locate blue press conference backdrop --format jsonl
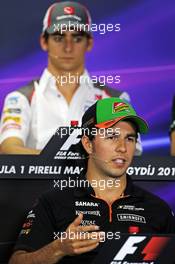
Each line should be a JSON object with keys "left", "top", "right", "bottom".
{"left": 0, "top": 0, "right": 175, "bottom": 155}
{"left": 0, "top": 0, "right": 175, "bottom": 240}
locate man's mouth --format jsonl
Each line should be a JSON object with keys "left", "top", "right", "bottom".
{"left": 112, "top": 158, "right": 127, "bottom": 165}
{"left": 60, "top": 57, "right": 74, "bottom": 60}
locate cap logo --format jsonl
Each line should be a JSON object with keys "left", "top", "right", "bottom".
{"left": 64, "top": 6, "right": 75, "bottom": 15}
{"left": 112, "top": 102, "right": 130, "bottom": 114}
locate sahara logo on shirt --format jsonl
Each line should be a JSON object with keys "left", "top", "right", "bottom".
{"left": 75, "top": 201, "right": 99, "bottom": 207}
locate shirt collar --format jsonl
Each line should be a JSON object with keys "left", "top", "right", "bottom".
{"left": 74, "top": 174, "right": 95, "bottom": 198}
{"left": 79, "top": 70, "right": 94, "bottom": 89}
{"left": 74, "top": 174, "right": 142, "bottom": 199}
{"left": 38, "top": 68, "right": 92, "bottom": 94}
{"left": 38, "top": 68, "right": 56, "bottom": 93}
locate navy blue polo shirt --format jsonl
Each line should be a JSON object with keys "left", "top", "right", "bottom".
{"left": 14, "top": 175, "right": 175, "bottom": 263}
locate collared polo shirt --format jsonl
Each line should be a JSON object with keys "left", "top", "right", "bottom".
{"left": 14, "top": 175, "right": 175, "bottom": 263}
{"left": 0, "top": 69, "right": 131, "bottom": 150}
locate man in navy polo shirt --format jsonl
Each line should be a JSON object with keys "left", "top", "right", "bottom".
{"left": 9, "top": 98, "right": 175, "bottom": 264}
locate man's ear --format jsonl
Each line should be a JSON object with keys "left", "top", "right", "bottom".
{"left": 81, "top": 135, "right": 93, "bottom": 154}
{"left": 40, "top": 34, "right": 48, "bottom": 51}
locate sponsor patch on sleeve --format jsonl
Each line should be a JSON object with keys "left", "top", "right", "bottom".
{"left": 2, "top": 116, "right": 21, "bottom": 124}
{"left": 3, "top": 108, "right": 21, "bottom": 114}
{"left": 6, "top": 96, "right": 20, "bottom": 106}
{"left": 1, "top": 123, "right": 22, "bottom": 133}
{"left": 19, "top": 210, "right": 36, "bottom": 236}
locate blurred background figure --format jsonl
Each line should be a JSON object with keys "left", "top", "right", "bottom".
{"left": 0, "top": 1, "right": 133, "bottom": 155}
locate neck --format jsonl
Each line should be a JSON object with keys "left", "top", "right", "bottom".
{"left": 86, "top": 167, "right": 127, "bottom": 204}
{"left": 47, "top": 64, "right": 85, "bottom": 104}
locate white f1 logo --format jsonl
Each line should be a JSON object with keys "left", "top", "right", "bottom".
{"left": 113, "top": 236, "right": 146, "bottom": 260}
{"left": 60, "top": 129, "right": 81, "bottom": 151}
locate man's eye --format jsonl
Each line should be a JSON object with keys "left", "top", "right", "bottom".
{"left": 53, "top": 35, "right": 63, "bottom": 42}
{"left": 127, "top": 136, "right": 136, "bottom": 142}
{"left": 73, "top": 36, "right": 84, "bottom": 42}
{"left": 106, "top": 135, "right": 118, "bottom": 140}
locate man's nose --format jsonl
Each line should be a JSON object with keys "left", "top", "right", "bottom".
{"left": 64, "top": 38, "right": 74, "bottom": 53}
{"left": 115, "top": 138, "right": 127, "bottom": 153}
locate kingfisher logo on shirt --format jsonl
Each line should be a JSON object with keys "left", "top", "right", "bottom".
{"left": 76, "top": 210, "right": 101, "bottom": 216}
{"left": 113, "top": 102, "right": 129, "bottom": 114}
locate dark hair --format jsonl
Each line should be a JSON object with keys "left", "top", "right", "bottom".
{"left": 81, "top": 126, "right": 95, "bottom": 141}
{"left": 42, "top": 31, "right": 49, "bottom": 42}
{"left": 124, "top": 119, "right": 139, "bottom": 140}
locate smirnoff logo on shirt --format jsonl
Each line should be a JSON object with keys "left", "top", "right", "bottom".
{"left": 117, "top": 214, "right": 146, "bottom": 224}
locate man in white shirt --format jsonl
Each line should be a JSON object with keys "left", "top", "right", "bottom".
{"left": 0, "top": 1, "right": 139, "bottom": 154}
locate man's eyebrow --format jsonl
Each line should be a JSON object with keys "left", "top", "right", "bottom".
{"left": 104, "top": 132, "right": 137, "bottom": 138}
{"left": 51, "top": 32, "right": 64, "bottom": 36}
{"left": 53, "top": 32, "right": 66, "bottom": 36}
{"left": 71, "top": 32, "right": 85, "bottom": 36}
{"left": 104, "top": 131, "right": 120, "bottom": 136}
{"left": 125, "top": 133, "right": 137, "bottom": 138}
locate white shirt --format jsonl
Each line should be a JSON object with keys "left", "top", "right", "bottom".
{"left": 0, "top": 69, "right": 138, "bottom": 151}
